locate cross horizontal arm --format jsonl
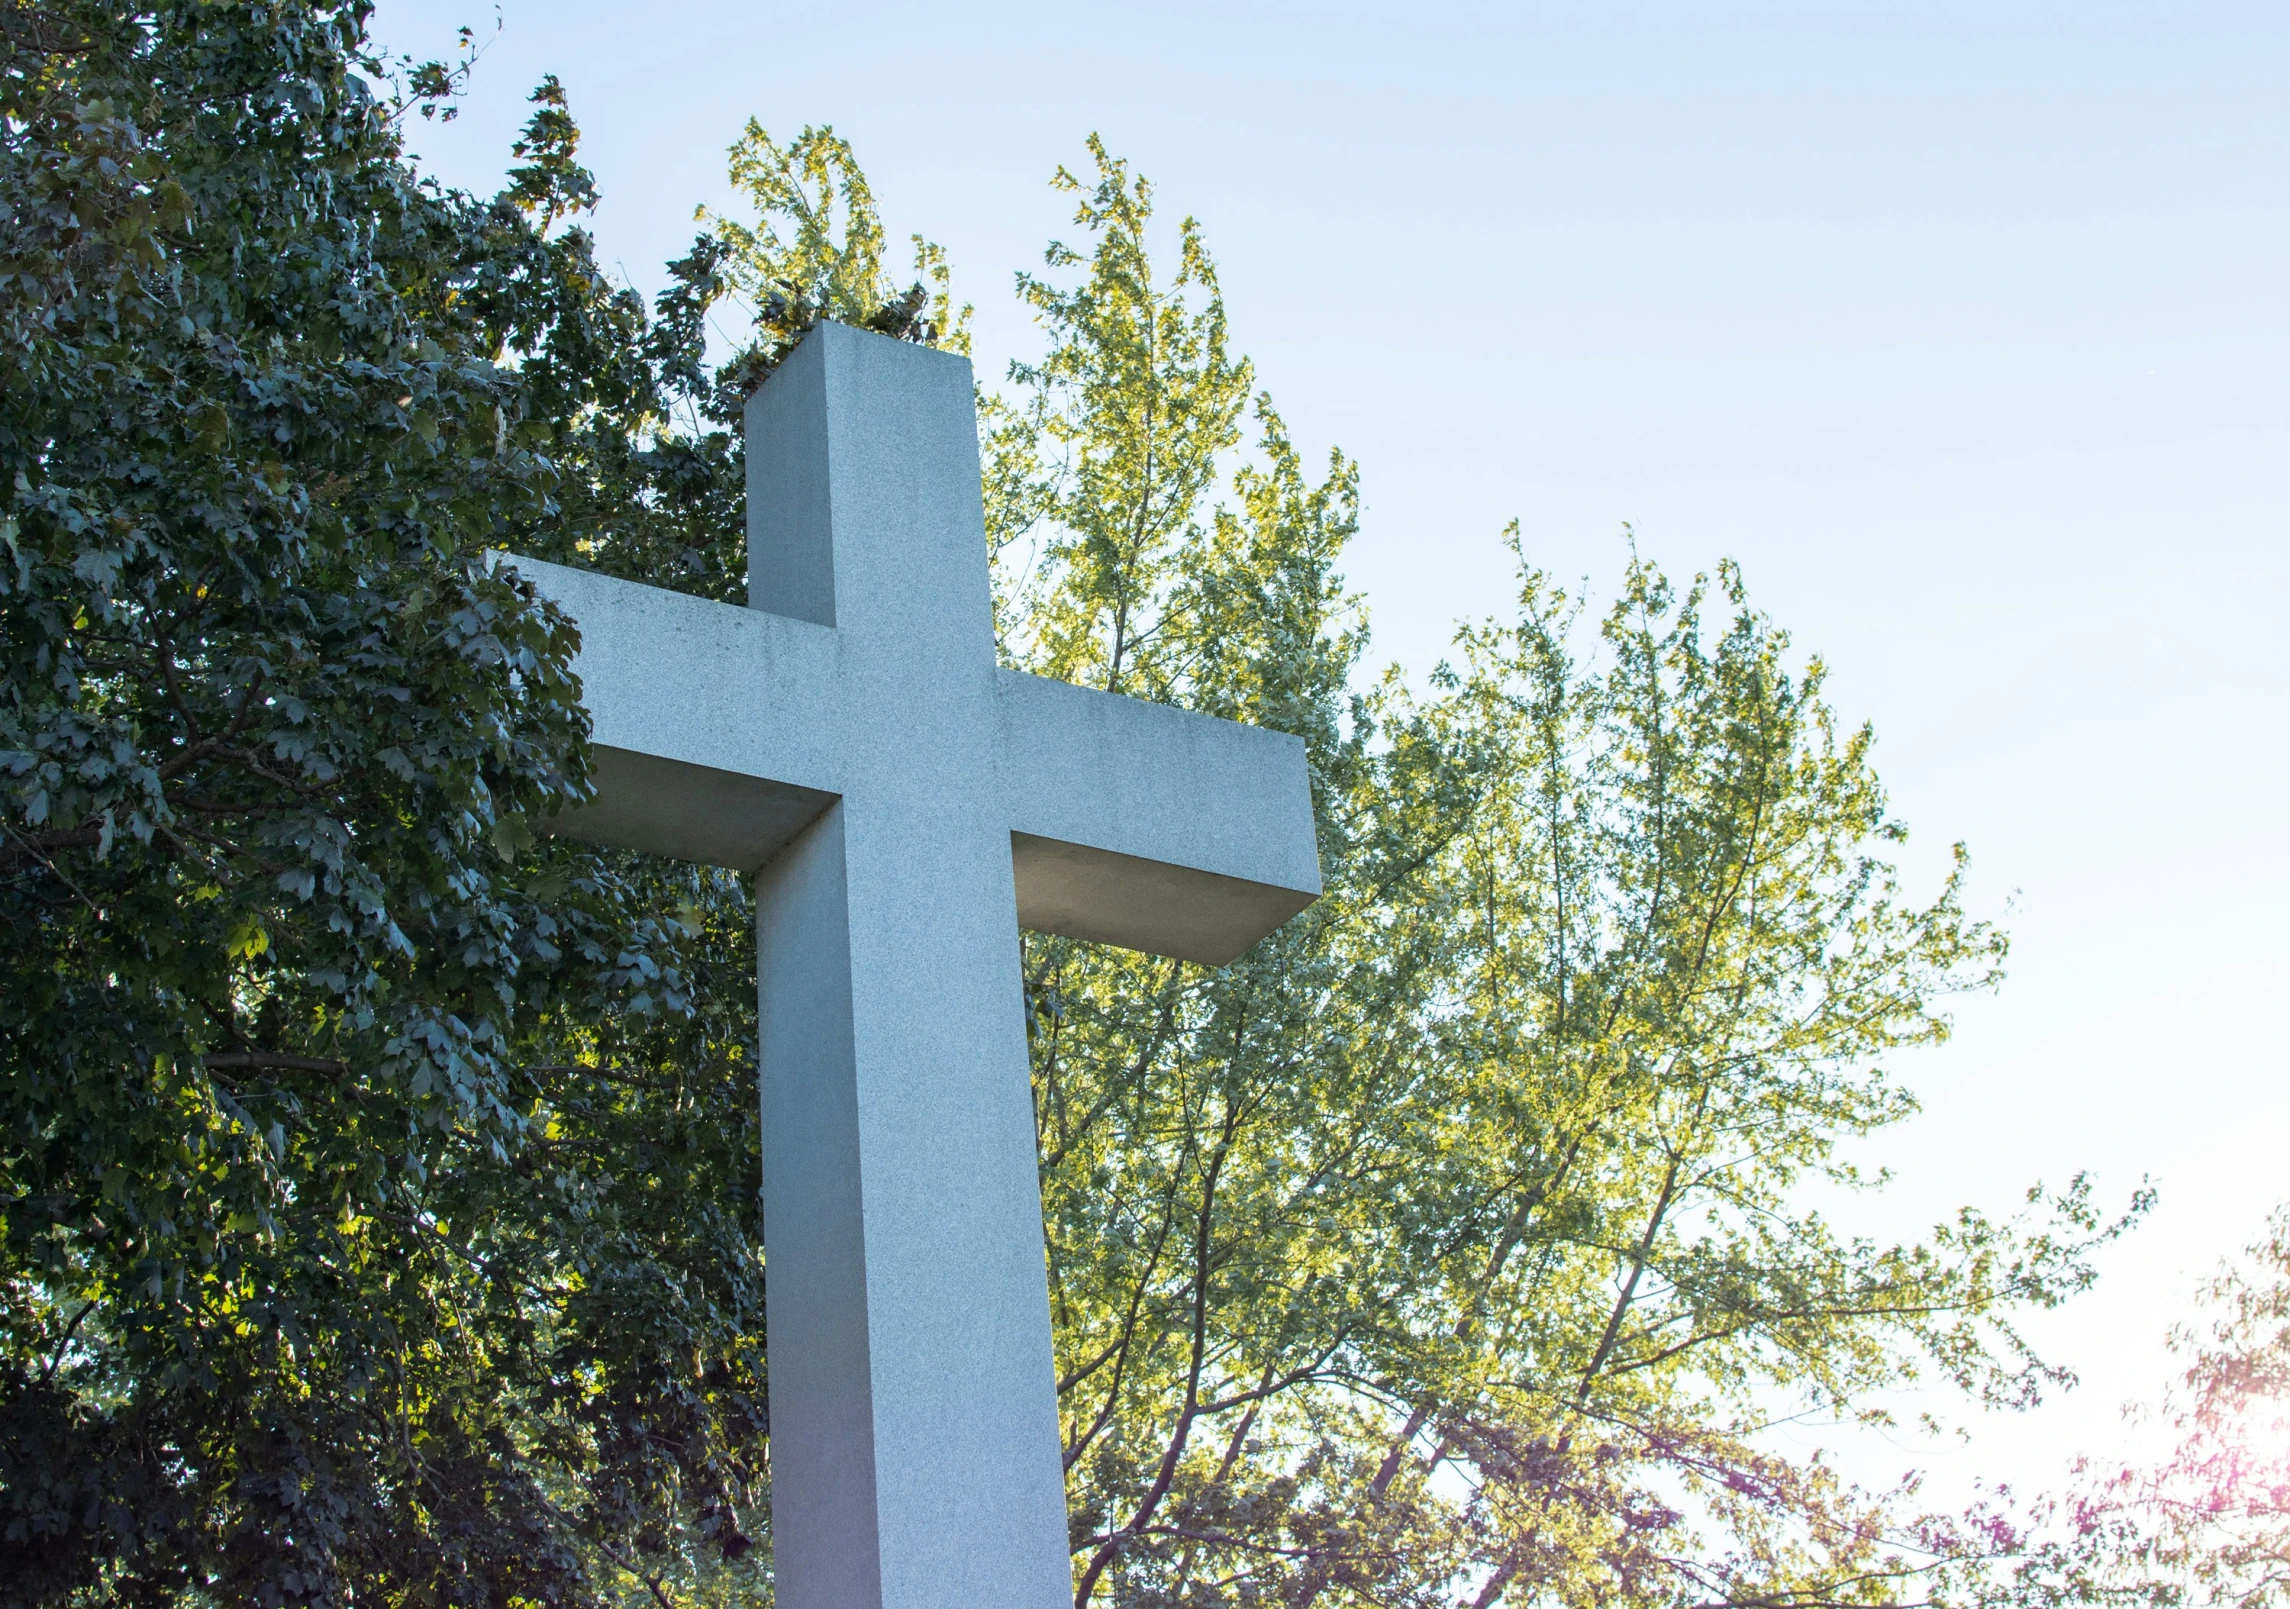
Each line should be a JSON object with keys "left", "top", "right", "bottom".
{"left": 506, "top": 553, "right": 1322, "bottom": 967}
{"left": 508, "top": 554, "right": 842, "bottom": 871}
{"left": 996, "top": 670, "right": 1320, "bottom": 966}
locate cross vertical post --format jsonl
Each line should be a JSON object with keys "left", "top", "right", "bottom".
{"left": 746, "top": 327, "right": 1069, "bottom": 1608}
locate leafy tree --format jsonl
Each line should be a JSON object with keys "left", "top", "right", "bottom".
{"left": 2123, "top": 1212, "right": 2290, "bottom": 1605}
{"left": 0, "top": 5, "right": 776, "bottom": 1603}
{"left": 0, "top": 6, "right": 2141, "bottom": 1605}
{"left": 989, "top": 142, "right": 2142, "bottom": 1608}
{"left": 997, "top": 136, "right": 1254, "bottom": 695}
{"left": 704, "top": 120, "right": 966, "bottom": 383}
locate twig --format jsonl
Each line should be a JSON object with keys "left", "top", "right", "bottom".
{"left": 592, "top": 1534, "right": 679, "bottom": 1609}
{"left": 206, "top": 1052, "right": 349, "bottom": 1075}
{"left": 39, "top": 1299, "right": 96, "bottom": 1382}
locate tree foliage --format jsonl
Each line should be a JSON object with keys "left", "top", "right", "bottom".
{"left": 0, "top": 6, "right": 773, "bottom": 1603}
{"left": 989, "top": 143, "right": 2136, "bottom": 1609}
{"left": 0, "top": 6, "right": 2140, "bottom": 1606}
{"left": 2125, "top": 1213, "right": 2290, "bottom": 1605}
{"left": 1983, "top": 1210, "right": 2290, "bottom": 1609}
{"left": 704, "top": 120, "right": 966, "bottom": 378}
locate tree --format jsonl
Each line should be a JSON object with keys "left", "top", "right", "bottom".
{"left": 0, "top": 6, "right": 779, "bottom": 1602}
{"left": 2124, "top": 1212, "right": 2290, "bottom": 1605}
{"left": 989, "top": 143, "right": 2141, "bottom": 1608}
{"left": 0, "top": 7, "right": 2138, "bottom": 1604}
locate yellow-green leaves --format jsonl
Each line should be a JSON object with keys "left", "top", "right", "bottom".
{"left": 225, "top": 914, "right": 269, "bottom": 961}
{"left": 715, "top": 122, "right": 889, "bottom": 321}
{"left": 705, "top": 122, "right": 969, "bottom": 371}
{"left": 1003, "top": 135, "right": 1254, "bottom": 697}
{"left": 991, "top": 151, "right": 2095, "bottom": 1607}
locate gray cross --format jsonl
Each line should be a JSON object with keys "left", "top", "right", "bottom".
{"left": 508, "top": 322, "right": 1322, "bottom": 1609}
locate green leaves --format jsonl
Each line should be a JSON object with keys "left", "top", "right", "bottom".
{"left": 703, "top": 121, "right": 969, "bottom": 398}
{"left": 505, "top": 75, "right": 600, "bottom": 229}
{"left": 0, "top": 5, "right": 766, "bottom": 1603}
{"left": 0, "top": 19, "right": 2132, "bottom": 1603}
{"left": 1003, "top": 135, "right": 1256, "bottom": 697}
{"left": 993, "top": 146, "right": 2125, "bottom": 1608}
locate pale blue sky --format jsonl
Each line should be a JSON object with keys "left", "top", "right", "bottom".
{"left": 372, "top": 0, "right": 2290, "bottom": 1499}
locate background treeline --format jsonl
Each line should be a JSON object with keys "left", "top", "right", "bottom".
{"left": 1, "top": 4, "right": 2236, "bottom": 1607}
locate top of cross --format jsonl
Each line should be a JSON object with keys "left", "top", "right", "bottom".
{"left": 513, "top": 318, "right": 1321, "bottom": 965}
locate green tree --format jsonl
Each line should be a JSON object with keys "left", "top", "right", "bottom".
{"left": 705, "top": 120, "right": 966, "bottom": 375}
{"left": 990, "top": 142, "right": 2140, "bottom": 1608}
{"left": 998, "top": 135, "right": 1254, "bottom": 695}
{"left": 0, "top": 5, "right": 780, "bottom": 1603}
{"left": 0, "top": 8, "right": 2142, "bottom": 1603}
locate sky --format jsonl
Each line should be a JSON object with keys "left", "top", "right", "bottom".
{"left": 368, "top": 0, "right": 2290, "bottom": 1506}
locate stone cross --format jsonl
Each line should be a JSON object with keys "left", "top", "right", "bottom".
{"left": 506, "top": 322, "right": 1322, "bottom": 1609}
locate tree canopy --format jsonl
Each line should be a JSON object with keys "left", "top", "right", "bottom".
{"left": 0, "top": 4, "right": 2140, "bottom": 1606}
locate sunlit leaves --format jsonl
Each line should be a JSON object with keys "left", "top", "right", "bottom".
{"left": 0, "top": 12, "right": 2142, "bottom": 1602}
{"left": 1001, "top": 162, "right": 2129, "bottom": 1607}
{"left": 1000, "top": 135, "right": 1256, "bottom": 697}
{"left": 704, "top": 121, "right": 969, "bottom": 390}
